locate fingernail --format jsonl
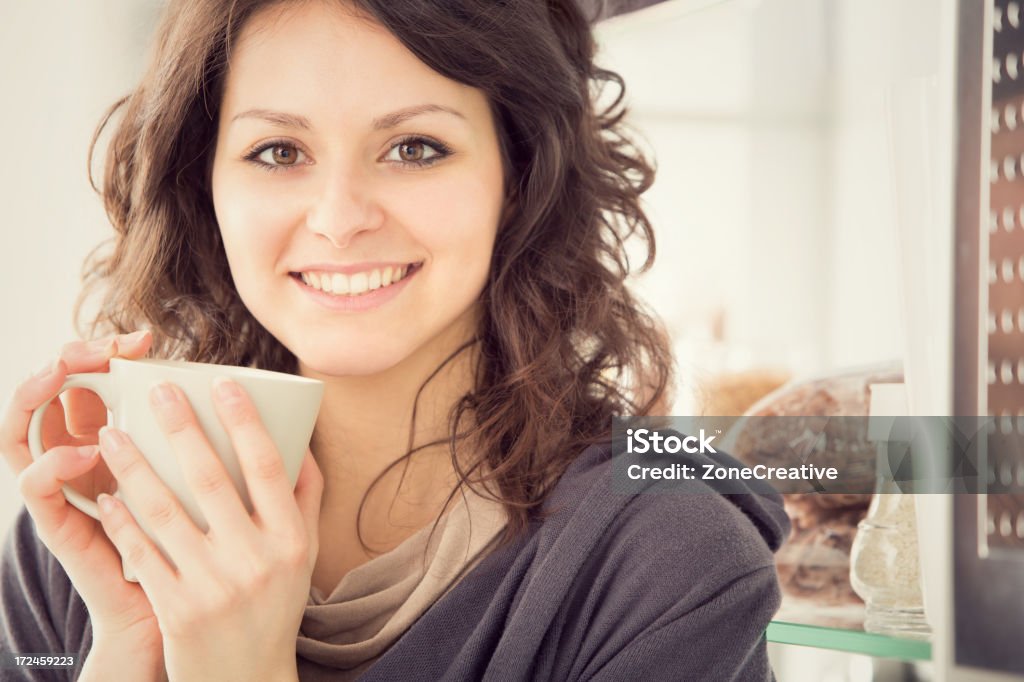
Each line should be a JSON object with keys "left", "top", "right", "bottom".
{"left": 99, "top": 426, "right": 127, "bottom": 452}
{"left": 151, "top": 382, "right": 179, "bottom": 406}
{"left": 86, "top": 338, "right": 117, "bottom": 356}
{"left": 34, "top": 359, "right": 59, "bottom": 380}
{"left": 97, "top": 493, "right": 118, "bottom": 514}
{"left": 213, "top": 376, "right": 242, "bottom": 403}
{"left": 119, "top": 330, "right": 149, "bottom": 344}
{"left": 77, "top": 445, "right": 98, "bottom": 459}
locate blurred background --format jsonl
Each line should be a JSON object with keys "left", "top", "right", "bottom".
{"left": 0, "top": 0, "right": 957, "bottom": 680}
{"left": 596, "top": 0, "right": 932, "bottom": 408}
{"left": 0, "top": 0, "right": 165, "bottom": 532}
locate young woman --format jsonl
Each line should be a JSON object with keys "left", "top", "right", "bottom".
{"left": 0, "top": 1, "right": 789, "bottom": 680}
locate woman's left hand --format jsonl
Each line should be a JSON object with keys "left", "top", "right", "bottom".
{"left": 94, "top": 377, "right": 323, "bottom": 682}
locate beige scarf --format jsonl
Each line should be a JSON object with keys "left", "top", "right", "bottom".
{"left": 295, "top": 489, "right": 508, "bottom": 680}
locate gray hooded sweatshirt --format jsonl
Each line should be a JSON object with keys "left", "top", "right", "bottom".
{"left": 1, "top": 440, "right": 789, "bottom": 681}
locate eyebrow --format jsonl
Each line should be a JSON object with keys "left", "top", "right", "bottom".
{"left": 230, "top": 104, "right": 466, "bottom": 131}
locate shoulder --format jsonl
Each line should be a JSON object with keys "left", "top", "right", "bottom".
{"left": 541, "top": 439, "right": 789, "bottom": 573}
{"left": 508, "top": 440, "right": 788, "bottom": 679}
{"left": 531, "top": 438, "right": 790, "bottom": 621}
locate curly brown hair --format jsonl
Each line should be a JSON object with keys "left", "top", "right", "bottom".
{"left": 80, "top": 0, "right": 675, "bottom": 543}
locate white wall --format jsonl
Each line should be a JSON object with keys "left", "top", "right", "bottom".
{"left": 826, "top": 0, "right": 941, "bottom": 369}
{"left": 594, "top": 0, "right": 841, "bottom": 409}
{"left": 595, "top": 0, "right": 943, "bottom": 411}
{"left": 0, "top": 1, "right": 160, "bottom": 533}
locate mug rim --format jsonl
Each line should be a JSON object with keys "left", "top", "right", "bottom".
{"left": 109, "top": 357, "right": 323, "bottom": 386}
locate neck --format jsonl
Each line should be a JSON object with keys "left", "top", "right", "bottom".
{"left": 298, "top": 323, "right": 479, "bottom": 551}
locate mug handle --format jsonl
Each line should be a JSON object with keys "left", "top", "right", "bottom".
{"left": 27, "top": 372, "right": 117, "bottom": 520}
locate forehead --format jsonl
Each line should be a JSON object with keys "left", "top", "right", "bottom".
{"left": 221, "top": 1, "right": 483, "bottom": 121}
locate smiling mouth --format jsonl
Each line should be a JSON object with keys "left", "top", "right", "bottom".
{"left": 289, "top": 262, "right": 422, "bottom": 297}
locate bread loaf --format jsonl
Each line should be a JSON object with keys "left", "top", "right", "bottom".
{"left": 727, "top": 364, "right": 902, "bottom": 606}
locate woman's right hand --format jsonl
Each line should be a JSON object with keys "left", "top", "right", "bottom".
{"left": 0, "top": 331, "right": 166, "bottom": 676}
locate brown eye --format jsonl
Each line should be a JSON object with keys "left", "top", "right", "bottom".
{"left": 271, "top": 144, "right": 298, "bottom": 165}
{"left": 397, "top": 142, "right": 425, "bottom": 162}
{"left": 250, "top": 142, "right": 306, "bottom": 169}
{"left": 384, "top": 138, "right": 446, "bottom": 165}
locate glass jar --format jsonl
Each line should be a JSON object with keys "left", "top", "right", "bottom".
{"left": 849, "top": 477, "right": 931, "bottom": 640}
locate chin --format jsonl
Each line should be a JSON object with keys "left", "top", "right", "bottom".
{"left": 289, "top": 337, "right": 409, "bottom": 379}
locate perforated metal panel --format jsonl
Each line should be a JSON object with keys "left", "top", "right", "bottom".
{"left": 985, "top": 0, "right": 1024, "bottom": 556}
{"left": 953, "top": 0, "right": 1024, "bottom": 674}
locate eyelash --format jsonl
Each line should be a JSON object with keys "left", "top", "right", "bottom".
{"left": 242, "top": 136, "right": 454, "bottom": 172}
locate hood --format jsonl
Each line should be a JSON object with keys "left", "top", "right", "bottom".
{"left": 553, "top": 436, "right": 792, "bottom": 554}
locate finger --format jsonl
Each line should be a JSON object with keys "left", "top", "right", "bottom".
{"left": 97, "top": 492, "right": 177, "bottom": 593}
{"left": 98, "top": 426, "right": 207, "bottom": 571}
{"left": 292, "top": 450, "right": 323, "bottom": 562}
{"left": 147, "top": 383, "right": 251, "bottom": 533}
{"left": 18, "top": 446, "right": 144, "bottom": 601}
{"left": 1, "top": 337, "right": 115, "bottom": 469}
{"left": 58, "top": 329, "right": 152, "bottom": 375}
{"left": 210, "top": 377, "right": 300, "bottom": 530}
{"left": 1, "top": 331, "right": 150, "bottom": 476}
{"left": 39, "top": 392, "right": 92, "bottom": 453}
{"left": 64, "top": 388, "right": 108, "bottom": 437}
{"left": 0, "top": 358, "right": 69, "bottom": 474}
{"left": 64, "top": 331, "right": 152, "bottom": 438}
{"left": 29, "top": 397, "right": 108, "bottom": 500}
{"left": 40, "top": 393, "right": 75, "bottom": 447}
{"left": 111, "top": 329, "right": 153, "bottom": 359}
{"left": 59, "top": 337, "right": 118, "bottom": 372}
{"left": 17, "top": 444, "right": 104, "bottom": 552}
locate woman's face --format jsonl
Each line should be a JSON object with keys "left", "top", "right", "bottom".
{"left": 211, "top": 1, "right": 504, "bottom": 377}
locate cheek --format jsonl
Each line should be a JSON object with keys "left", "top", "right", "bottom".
{"left": 393, "top": 169, "right": 503, "bottom": 285}
{"left": 213, "top": 175, "right": 300, "bottom": 280}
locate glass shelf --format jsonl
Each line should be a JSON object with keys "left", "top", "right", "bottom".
{"left": 770, "top": 602, "right": 937, "bottom": 659}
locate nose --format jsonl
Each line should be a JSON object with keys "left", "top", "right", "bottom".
{"left": 305, "top": 169, "right": 385, "bottom": 249}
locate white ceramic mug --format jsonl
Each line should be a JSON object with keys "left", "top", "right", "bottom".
{"left": 27, "top": 358, "right": 324, "bottom": 578}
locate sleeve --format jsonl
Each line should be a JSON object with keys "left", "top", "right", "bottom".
{"left": 0, "top": 507, "right": 93, "bottom": 682}
{"left": 585, "top": 566, "right": 780, "bottom": 682}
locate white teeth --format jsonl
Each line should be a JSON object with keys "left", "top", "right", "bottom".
{"left": 349, "top": 272, "right": 369, "bottom": 295}
{"left": 331, "top": 273, "right": 349, "bottom": 295}
{"left": 298, "top": 264, "right": 415, "bottom": 297}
